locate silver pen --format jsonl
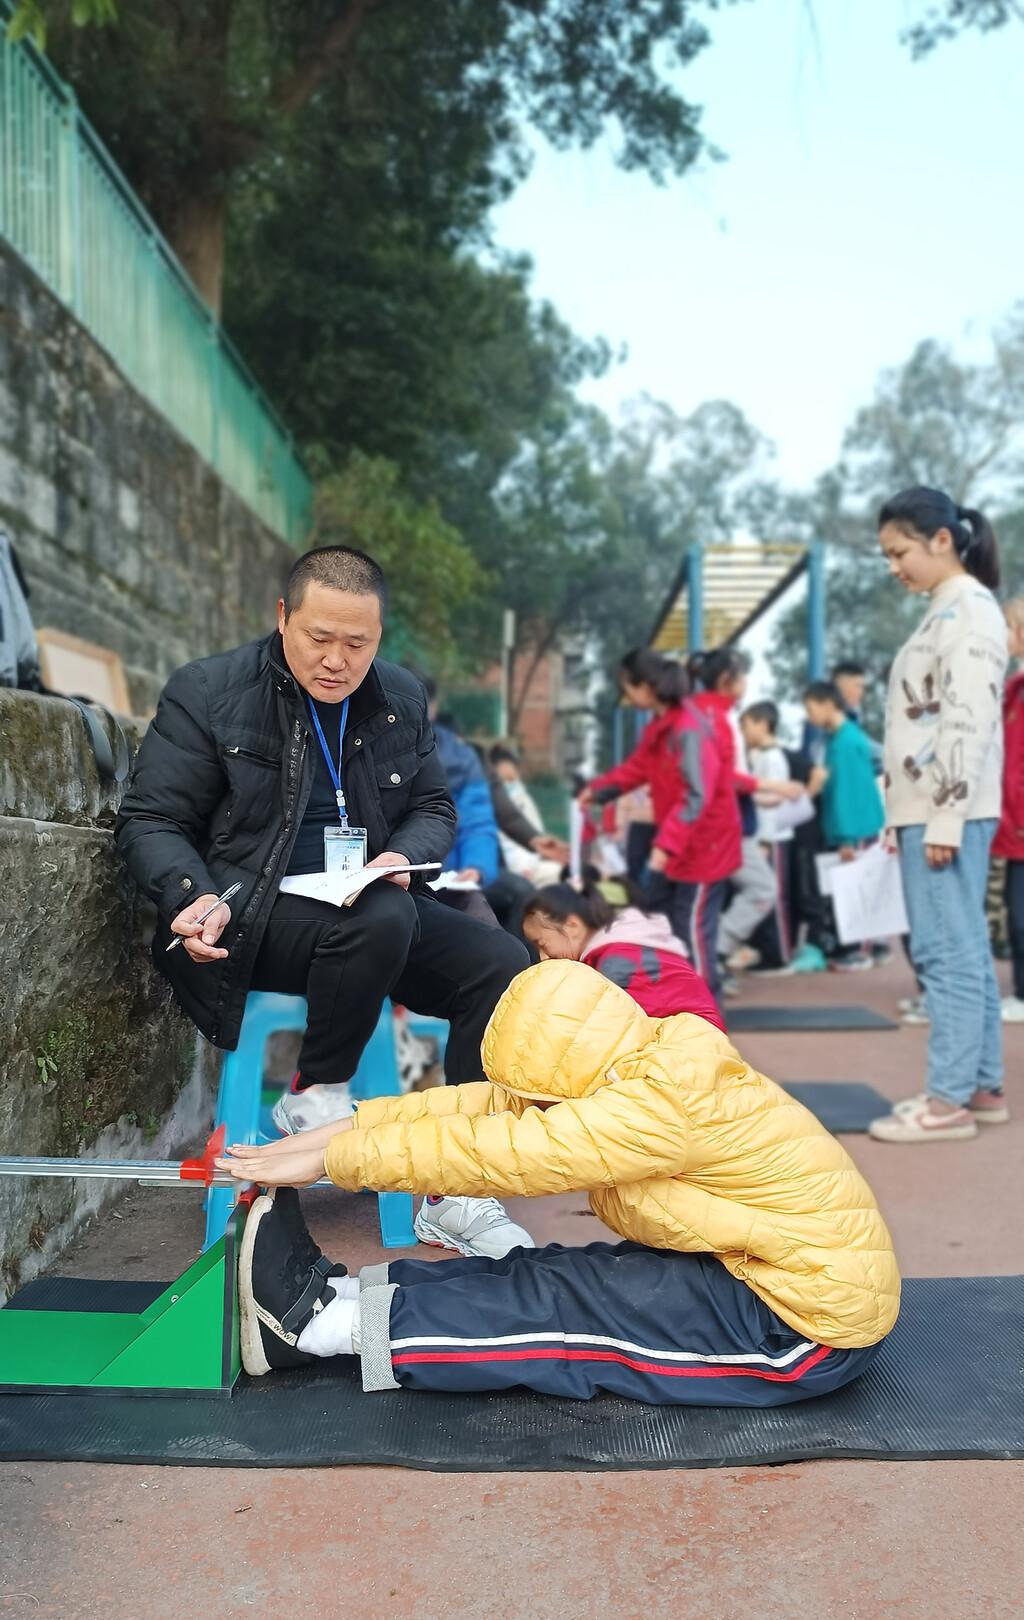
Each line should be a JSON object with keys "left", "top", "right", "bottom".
{"left": 165, "top": 882, "right": 243, "bottom": 952}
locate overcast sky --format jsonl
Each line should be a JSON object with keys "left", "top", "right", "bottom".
{"left": 492, "top": 0, "right": 1024, "bottom": 490}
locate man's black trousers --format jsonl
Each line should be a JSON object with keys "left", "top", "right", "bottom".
{"left": 250, "top": 883, "right": 530, "bottom": 1089}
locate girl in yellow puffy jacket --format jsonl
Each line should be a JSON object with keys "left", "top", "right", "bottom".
{"left": 219, "top": 959, "right": 900, "bottom": 1405}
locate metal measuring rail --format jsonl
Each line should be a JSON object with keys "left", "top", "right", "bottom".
{"left": 0, "top": 1126, "right": 333, "bottom": 1190}
{"left": 0, "top": 1155, "right": 334, "bottom": 1188}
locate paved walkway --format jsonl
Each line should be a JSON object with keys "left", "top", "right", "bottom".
{"left": 2, "top": 955, "right": 1021, "bottom": 1619}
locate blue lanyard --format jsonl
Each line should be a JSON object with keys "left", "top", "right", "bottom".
{"left": 306, "top": 696, "right": 350, "bottom": 824}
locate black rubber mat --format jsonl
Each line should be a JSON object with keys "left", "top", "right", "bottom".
{"left": 729, "top": 1005, "right": 898, "bottom": 1032}
{"left": 0, "top": 1276, "right": 1020, "bottom": 1469}
{"left": 5, "top": 1277, "right": 167, "bottom": 1313}
{"left": 783, "top": 1082, "right": 891, "bottom": 1133}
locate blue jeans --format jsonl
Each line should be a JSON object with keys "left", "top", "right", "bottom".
{"left": 898, "top": 821, "right": 1003, "bottom": 1105}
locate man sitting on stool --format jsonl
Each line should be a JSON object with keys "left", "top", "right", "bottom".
{"left": 115, "top": 545, "right": 531, "bottom": 1259}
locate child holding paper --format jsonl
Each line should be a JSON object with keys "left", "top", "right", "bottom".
{"left": 802, "top": 680, "right": 885, "bottom": 971}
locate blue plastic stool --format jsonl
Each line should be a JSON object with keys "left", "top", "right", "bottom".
{"left": 203, "top": 991, "right": 416, "bottom": 1251}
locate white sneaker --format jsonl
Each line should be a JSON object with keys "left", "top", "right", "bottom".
{"left": 272, "top": 1081, "right": 354, "bottom": 1136}
{"left": 413, "top": 1196, "right": 535, "bottom": 1258}
{"left": 726, "top": 945, "right": 761, "bottom": 973}
{"left": 868, "top": 1096, "right": 977, "bottom": 1143}
{"left": 1001, "top": 995, "right": 1024, "bottom": 1024}
{"left": 901, "top": 996, "right": 930, "bottom": 1025}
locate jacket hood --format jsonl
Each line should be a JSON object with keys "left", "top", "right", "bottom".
{"left": 482, "top": 959, "right": 654, "bottom": 1102}
{"left": 584, "top": 907, "right": 689, "bottom": 961}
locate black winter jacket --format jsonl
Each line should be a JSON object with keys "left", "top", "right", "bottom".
{"left": 115, "top": 633, "right": 456, "bottom": 1048}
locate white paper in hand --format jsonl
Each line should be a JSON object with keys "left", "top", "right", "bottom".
{"left": 279, "top": 862, "right": 441, "bottom": 908}
{"left": 830, "top": 843, "right": 909, "bottom": 946}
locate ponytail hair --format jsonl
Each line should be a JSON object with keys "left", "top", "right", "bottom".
{"left": 618, "top": 647, "right": 689, "bottom": 705}
{"left": 878, "top": 486, "right": 1000, "bottom": 591}
{"left": 688, "top": 646, "right": 749, "bottom": 693}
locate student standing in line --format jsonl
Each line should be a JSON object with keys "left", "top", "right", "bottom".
{"left": 739, "top": 700, "right": 798, "bottom": 970}
{"left": 993, "top": 598, "right": 1024, "bottom": 1023}
{"left": 579, "top": 649, "right": 738, "bottom": 1005}
{"left": 868, "top": 487, "right": 1009, "bottom": 1144}
{"left": 689, "top": 650, "right": 801, "bottom": 984}
{"left": 802, "top": 680, "right": 886, "bottom": 971}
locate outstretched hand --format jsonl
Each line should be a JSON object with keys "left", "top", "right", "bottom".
{"left": 215, "top": 1142, "right": 327, "bottom": 1187}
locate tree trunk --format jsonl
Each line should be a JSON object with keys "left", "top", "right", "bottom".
{"left": 163, "top": 189, "right": 229, "bottom": 317}
{"left": 508, "top": 622, "right": 561, "bottom": 735}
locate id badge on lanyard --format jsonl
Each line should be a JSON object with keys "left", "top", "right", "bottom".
{"left": 324, "top": 823, "right": 368, "bottom": 874}
{"left": 308, "top": 696, "right": 368, "bottom": 875}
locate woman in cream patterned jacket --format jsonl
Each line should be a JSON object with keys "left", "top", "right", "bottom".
{"left": 870, "top": 486, "right": 1008, "bottom": 1145}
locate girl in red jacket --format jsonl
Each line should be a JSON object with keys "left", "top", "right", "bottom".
{"left": 522, "top": 876, "right": 725, "bottom": 1030}
{"left": 581, "top": 649, "right": 741, "bottom": 1004}
{"left": 995, "top": 598, "right": 1024, "bottom": 1022}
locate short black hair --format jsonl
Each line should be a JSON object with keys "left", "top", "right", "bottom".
{"left": 804, "top": 679, "right": 843, "bottom": 707}
{"left": 742, "top": 700, "right": 779, "bottom": 732}
{"left": 489, "top": 741, "right": 520, "bottom": 767}
{"left": 831, "top": 661, "right": 866, "bottom": 680}
{"left": 283, "top": 545, "right": 388, "bottom": 618}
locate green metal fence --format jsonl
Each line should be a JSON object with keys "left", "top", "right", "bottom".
{"left": 0, "top": 16, "right": 312, "bottom": 544}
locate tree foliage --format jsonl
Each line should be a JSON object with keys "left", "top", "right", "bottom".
{"left": 901, "top": 0, "right": 1024, "bottom": 57}
{"left": 768, "top": 308, "right": 1024, "bottom": 725}
{"left": 313, "top": 452, "right": 486, "bottom": 669}
{"left": 24, "top": 0, "right": 742, "bottom": 309}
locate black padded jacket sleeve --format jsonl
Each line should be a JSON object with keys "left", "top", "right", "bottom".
{"left": 114, "top": 665, "right": 222, "bottom": 922}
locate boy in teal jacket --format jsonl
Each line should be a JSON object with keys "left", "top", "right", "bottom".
{"left": 804, "top": 681, "right": 885, "bottom": 854}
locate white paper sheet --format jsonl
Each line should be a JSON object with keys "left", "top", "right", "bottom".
{"left": 569, "top": 798, "right": 585, "bottom": 881}
{"left": 814, "top": 852, "right": 841, "bottom": 897}
{"left": 428, "top": 870, "right": 481, "bottom": 892}
{"left": 829, "top": 843, "right": 909, "bottom": 945}
{"left": 278, "top": 862, "right": 441, "bottom": 909}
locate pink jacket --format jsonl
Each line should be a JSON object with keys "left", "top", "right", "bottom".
{"left": 582, "top": 908, "right": 725, "bottom": 1030}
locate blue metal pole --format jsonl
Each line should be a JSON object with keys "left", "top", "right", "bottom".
{"left": 613, "top": 705, "right": 625, "bottom": 765}
{"left": 686, "top": 545, "right": 705, "bottom": 653}
{"left": 807, "top": 538, "right": 826, "bottom": 679}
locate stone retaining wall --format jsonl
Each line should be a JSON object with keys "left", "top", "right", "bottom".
{"left": 0, "top": 688, "right": 218, "bottom": 1302}
{"left": 0, "top": 240, "right": 300, "bottom": 714}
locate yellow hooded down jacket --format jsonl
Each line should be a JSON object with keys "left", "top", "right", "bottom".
{"left": 325, "top": 960, "right": 901, "bottom": 1349}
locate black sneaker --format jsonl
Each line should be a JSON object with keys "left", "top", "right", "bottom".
{"left": 238, "top": 1187, "right": 348, "bottom": 1376}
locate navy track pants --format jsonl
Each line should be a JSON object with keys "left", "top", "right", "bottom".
{"left": 359, "top": 1242, "right": 883, "bottom": 1406}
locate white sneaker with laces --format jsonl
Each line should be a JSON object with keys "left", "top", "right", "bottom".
{"left": 414, "top": 1196, "right": 535, "bottom": 1258}
{"left": 1001, "top": 995, "right": 1024, "bottom": 1024}
{"left": 272, "top": 1081, "right": 354, "bottom": 1136}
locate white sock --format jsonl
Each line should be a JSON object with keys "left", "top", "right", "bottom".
{"left": 297, "top": 1294, "right": 361, "bottom": 1358}
{"left": 330, "top": 1275, "right": 360, "bottom": 1302}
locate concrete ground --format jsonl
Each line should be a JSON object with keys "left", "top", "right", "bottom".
{"left": 1, "top": 954, "right": 1022, "bottom": 1619}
